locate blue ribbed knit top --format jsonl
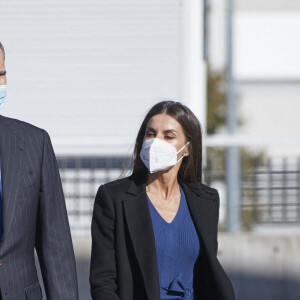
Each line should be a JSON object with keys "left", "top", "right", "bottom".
{"left": 147, "top": 186, "right": 201, "bottom": 300}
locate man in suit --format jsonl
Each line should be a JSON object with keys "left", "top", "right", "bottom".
{"left": 0, "top": 42, "right": 79, "bottom": 299}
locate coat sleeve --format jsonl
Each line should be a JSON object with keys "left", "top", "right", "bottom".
{"left": 90, "top": 184, "right": 120, "bottom": 300}
{"left": 212, "top": 191, "right": 236, "bottom": 300}
{"left": 214, "top": 191, "right": 220, "bottom": 256}
{"left": 35, "top": 130, "right": 79, "bottom": 300}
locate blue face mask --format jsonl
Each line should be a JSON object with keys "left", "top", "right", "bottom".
{"left": 0, "top": 85, "right": 7, "bottom": 107}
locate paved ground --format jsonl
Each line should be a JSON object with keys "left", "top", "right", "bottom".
{"left": 37, "top": 234, "right": 300, "bottom": 300}
{"left": 36, "top": 236, "right": 92, "bottom": 300}
{"left": 74, "top": 237, "right": 92, "bottom": 300}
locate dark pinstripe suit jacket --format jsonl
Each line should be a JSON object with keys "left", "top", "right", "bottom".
{"left": 0, "top": 115, "right": 79, "bottom": 300}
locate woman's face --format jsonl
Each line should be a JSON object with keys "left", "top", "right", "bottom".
{"left": 144, "top": 113, "right": 190, "bottom": 159}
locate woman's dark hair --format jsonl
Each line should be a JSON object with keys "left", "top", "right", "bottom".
{"left": 132, "top": 101, "right": 202, "bottom": 182}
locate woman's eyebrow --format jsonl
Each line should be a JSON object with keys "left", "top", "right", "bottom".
{"left": 164, "top": 129, "right": 177, "bottom": 134}
{"left": 146, "top": 127, "right": 156, "bottom": 132}
{"left": 146, "top": 127, "right": 177, "bottom": 134}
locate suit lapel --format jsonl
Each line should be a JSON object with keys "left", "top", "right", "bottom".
{"left": 0, "top": 116, "right": 24, "bottom": 241}
{"left": 180, "top": 181, "right": 216, "bottom": 253}
{"left": 123, "top": 176, "right": 160, "bottom": 300}
{"left": 122, "top": 176, "right": 217, "bottom": 299}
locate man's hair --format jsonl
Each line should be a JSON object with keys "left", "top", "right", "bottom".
{"left": 0, "top": 42, "right": 5, "bottom": 60}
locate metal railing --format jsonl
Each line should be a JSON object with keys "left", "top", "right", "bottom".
{"left": 57, "top": 156, "right": 130, "bottom": 235}
{"left": 58, "top": 156, "right": 300, "bottom": 235}
{"left": 241, "top": 158, "right": 300, "bottom": 224}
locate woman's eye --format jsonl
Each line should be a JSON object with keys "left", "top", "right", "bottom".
{"left": 165, "top": 136, "right": 173, "bottom": 140}
{"left": 146, "top": 132, "right": 154, "bottom": 137}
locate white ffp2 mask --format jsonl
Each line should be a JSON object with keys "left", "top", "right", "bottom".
{"left": 140, "top": 138, "right": 190, "bottom": 173}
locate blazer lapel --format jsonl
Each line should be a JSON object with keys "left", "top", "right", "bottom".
{"left": 123, "top": 176, "right": 160, "bottom": 300}
{"left": 0, "top": 116, "right": 24, "bottom": 242}
{"left": 180, "top": 181, "right": 216, "bottom": 253}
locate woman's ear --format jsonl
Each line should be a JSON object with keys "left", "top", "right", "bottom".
{"left": 183, "top": 143, "right": 190, "bottom": 157}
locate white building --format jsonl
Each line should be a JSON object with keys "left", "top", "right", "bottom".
{"left": 209, "top": 0, "right": 300, "bottom": 158}
{"left": 0, "top": 0, "right": 206, "bottom": 156}
{"left": 0, "top": 0, "right": 208, "bottom": 235}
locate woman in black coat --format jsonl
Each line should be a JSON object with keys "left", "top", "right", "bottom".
{"left": 90, "top": 101, "right": 235, "bottom": 300}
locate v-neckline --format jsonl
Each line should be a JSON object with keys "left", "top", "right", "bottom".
{"left": 147, "top": 187, "right": 183, "bottom": 225}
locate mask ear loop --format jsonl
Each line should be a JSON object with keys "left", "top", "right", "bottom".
{"left": 176, "top": 141, "right": 190, "bottom": 163}
{"left": 176, "top": 141, "right": 190, "bottom": 154}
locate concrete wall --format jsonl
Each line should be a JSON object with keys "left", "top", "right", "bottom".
{"left": 68, "top": 234, "right": 300, "bottom": 300}
{"left": 218, "top": 234, "right": 300, "bottom": 300}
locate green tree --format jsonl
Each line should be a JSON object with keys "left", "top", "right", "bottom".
{"left": 205, "top": 65, "right": 265, "bottom": 231}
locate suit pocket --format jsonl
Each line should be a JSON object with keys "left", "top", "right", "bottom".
{"left": 25, "top": 282, "right": 42, "bottom": 300}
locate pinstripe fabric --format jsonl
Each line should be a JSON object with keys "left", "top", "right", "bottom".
{"left": 0, "top": 115, "right": 79, "bottom": 300}
{"left": 0, "top": 159, "right": 3, "bottom": 240}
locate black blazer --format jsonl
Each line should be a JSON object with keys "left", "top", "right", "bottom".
{"left": 90, "top": 173, "right": 235, "bottom": 300}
